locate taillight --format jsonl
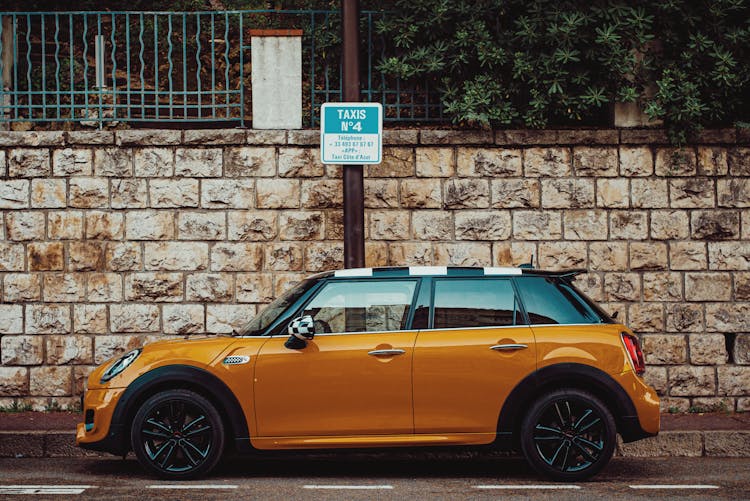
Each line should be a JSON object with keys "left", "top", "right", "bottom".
{"left": 622, "top": 332, "right": 645, "bottom": 376}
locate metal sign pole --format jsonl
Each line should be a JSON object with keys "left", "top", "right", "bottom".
{"left": 341, "top": 0, "right": 364, "bottom": 269}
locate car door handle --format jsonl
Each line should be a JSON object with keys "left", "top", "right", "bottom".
{"left": 490, "top": 344, "right": 528, "bottom": 351}
{"left": 368, "top": 349, "right": 406, "bottom": 357}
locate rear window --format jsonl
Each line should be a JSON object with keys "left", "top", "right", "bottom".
{"left": 515, "top": 276, "right": 609, "bottom": 325}
{"left": 432, "top": 278, "right": 519, "bottom": 329}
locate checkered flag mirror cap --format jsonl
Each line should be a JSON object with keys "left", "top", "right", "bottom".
{"left": 288, "top": 315, "right": 316, "bottom": 340}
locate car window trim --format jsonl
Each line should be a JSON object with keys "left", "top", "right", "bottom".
{"left": 429, "top": 276, "right": 523, "bottom": 330}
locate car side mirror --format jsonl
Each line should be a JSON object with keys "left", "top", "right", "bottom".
{"left": 284, "top": 315, "right": 316, "bottom": 349}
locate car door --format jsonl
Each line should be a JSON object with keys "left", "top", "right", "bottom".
{"left": 253, "top": 278, "right": 420, "bottom": 438}
{"left": 412, "top": 277, "right": 537, "bottom": 434}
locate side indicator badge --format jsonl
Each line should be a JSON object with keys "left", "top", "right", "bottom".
{"left": 222, "top": 355, "right": 250, "bottom": 365}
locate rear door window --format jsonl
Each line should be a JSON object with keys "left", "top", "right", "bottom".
{"left": 515, "top": 276, "right": 602, "bottom": 325}
{"left": 432, "top": 279, "right": 520, "bottom": 329}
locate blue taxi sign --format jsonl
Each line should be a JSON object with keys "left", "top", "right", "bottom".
{"left": 320, "top": 102, "right": 383, "bottom": 164}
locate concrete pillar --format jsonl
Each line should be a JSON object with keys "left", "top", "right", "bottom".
{"left": 250, "top": 29, "right": 302, "bottom": 129}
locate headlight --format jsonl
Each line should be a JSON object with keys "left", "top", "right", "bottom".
{"left": 100, "top": 349, "right": 141, "bottom": 383}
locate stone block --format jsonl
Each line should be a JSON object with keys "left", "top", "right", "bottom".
{"left": 68, "top": 242, "right": 103, "bottom": 272}
{"left": 43, "top": 273, "right": 86, "bottom": 302}
{"left": 697, "top": 147, "right": 728, "bottom": 175}
{"left": 630, "top": 242, "right": 668, "bottom": 271}
{"left": 650, "top": 210, "right": 689, "bottom": 240}
{"left": 111, "top": 178, "right": 147, "bottom": 208}
{"left": 669, "top": 366, "right": 715, "bottom": 395}
{"left": 457, "top": 148, "right": 522, "bottom": 177}
{"left": 278, "top": 148, "right": 325, "bottom": 177}
{"left": 30, "top": 178, "right": 66, "bottom": 208}
{"left": 110, "top": 304, "right": 160, "bottom": 333}
{"left": 286, "top": 130, "right": 317, "bottom": 145}
{"left": 388, "top": 242, "right": 433, "bottom": 266}
{"left": 85, "top": 211, "right": 124, "bottom": 240}
{"left": 105, "top": 242, "right": 142, "bottom": 271}
{"left": 301, "top": 180, "right": 343, "bottom": 209}
{"left": 541, "top": 178, "right": 594, "bottom": 209}
{"left": 642, "top": 334, "right": 685, "bottom": 364}
{"left": 734, "top": 334, "right": 750, "bottom": 364}
{"left": 211, "top": 243, "right": 264, "bottom": 271}
{"left": 728, "top": 147, "right": 750, "bottom": 175}
{"left": 29, "top": 366, "right": 72, "bottom": 396}
{"left": 717, "top": 366, "right": 750, "bottom": 396}
{"left": 669, "top": 241, "right": 707, "bottom": 270}
{"left": 685, "top": 272, "right": 732, "bottom": 301}
{"left": 94, "top": 335, "right": 144, "bottom": 364}
{"left": 666, "top": 303, "right": 704, "bottom": 332}
{"left": 279, "top": 211, "right": 324, "bottom": 240}
{"left": 453, "top": 210, "right": 511, "bottom": 241}
{"left": 495, "top": 130, "right": 558, "bottom": 145}
{"left": 421, "top": 130, "right": 493, "bottom": 144}
{"left": 134, "top": 148, "right": 174, "bottom": 177}
{"left": 0, "top": 180, "right": 29, "bottom": 208}
{"left": 69, "top": 177, "right": 108, "bottom": 208}
{"left": 0, "top": 367, "right": 29, "bottom": 397}
{"left": 47, "top": 211, "right": 83, "bottom": 240}
{"left": 206, "top": 305, "right": 254, "bottom": 334}
{"left": 628, "top": 303, "right": 664, "bottom": 332}
{"left": 398, "top": 179, "right": 440, "bottom": 208}
{"left": 149, "top": 179, "right": 199, "bottom": 208}
{"left": 125, "top": 210, "right": 174, "bottom": 240}
{"left": 273, "top": 273, "right": 306, "bottom": 295}
{"left": 186, "top": 273, "right": 234, "bottom": 302}
{"left": 304, "top": 243, "right": 344, "bottom": 272}
{"left": 265, "top": 243, "right": 303, "bottom": 271}
{"left": 256, "top": 179, "right": 300, "bottom": 208}
{"left": 3, "top": 274, "right": 41, "bottom": 301}
{"left": 655, "top": 148, "right": 697, "bottom": 176}
{"left": 1, "top": 336, "right": 43, "bottom": 365}
{"left": 9, "top": 148, "right": 50, "bottom": 177}
{"left": 46, "top": 335, "right": 93, "bottom": 365}
{"left": 369, "top": 210, "right": 410, "bottom": 240}
{"left": 705, "top": 431, "right": 750, "bottom": 457}
{"left": 670, "top": 178, "right": 715, "bottom": 208}
{"left": 144, "top": 242, "right": 209, "bottom": 271}
{"left": 691, "top": 210, "right": 740, "bottom": 240}
{"left": 444, "top": 179, "right": 490, "bottom": 209}
{"left": 416, "top": 148, "right": 453, "bottom": 177}
{"left": 236, "top": 273, "right": 274, "bottom": 303}
{"left": 27, "top": 242, "right": 64, "bottom": 271}
{"left": 0, "top": 243, "right": 26, "bottom": 271}
{"left": 52, "top": 148, "right": 92, "bottom": 175}
{"left": 524, "top": 147, "right": 571, "bottom": 177}
{"left": 572, "top": 147, "right": 618, "bottom": 176}
{"left": 116, "top": 129, "right": 181, "bottom": 146}
{"left": 631, "top": 178, "right": 668, "bottom": 208}
{"left": 493, "top": 241, "right": 537, "bottom": 268}
{"left": 0, "top": 305, "right": 23, "bottom": 334}
{"left": 224, "top": 147, "right": 276, "bottom": 177}
{"left": 25, "top": 304, "right": 70, "bottom": 334}
{"left": 183, "top": 129, "right": 246, "bottom": 145}
{"left": 512, "top": 211, "right": 562, "bottom": 240}
{"left": 6, "top": 211, "right": 45, "bottom": 240}
{"left": 609, "top": 210, "right": 648, "bottom": 240}
{"left": 383, "top": 129, "right": 419, "bottom": 145}
{"left": 643, "top": 272, "right": 682, "bottom": 302}
{"left": 228, "top": 211, "right": 277, "bottom": 241}
{"left": 367, "top": 147, "right": 414, "bottom": 178}
{"left": 689, "top": 334, "right": 728, "bottom": 365}
{"left": 364, "top": 179, "right": 399, "bottom": 208}
{"left": 604, "top": 273, "right": 641, "bottom": 301}
{"left": 563, "top": 210, "right": 608, "bottom": 240}
{"left": 177, "top": 212, "right": 226, "bottom": 240}
{"left": 73, "top": 305, "right": 108, "bottom": 333}
{"left": 574, "top": 273, "right": 603, "bottom": 301}
{"left": 538, "top": 242, "right": 587, "bottom": 269}
{"left": 87, "top": 273, "right": 123, "bottom": 302}
{"left": 644, "top": 366, "right": 667, "bottom": 394}
{"left": 619, "top": 146, "right": 653, "bottom": 176}
{"left": 202, "top": 179, "right": 254, "bottom": 209}
{"left": 124, "top": 273, "right": 184, "bottom": 302}
{"left": 617, "top": 431, "right": 702, "bottom": 457}
{"left": 93, "top": 147, "right": 133, "bottom": 176}
{"left": 596, "top": 178, "right": 628, "bottom": 208}
{"left": 491, "top": 179, "right": 540, "bottom": 208}
{"left": 434, "top": 243, "right": 491, "bottom": 267}
{"left": 717, "top": 179, "right": 750, "bottom": 207}
{"left": 708, "top": 242, "right": 750, "bottom": 270}
{"left": 163, "top": 305, "right": 205, "bottom": 334}
{"left": 0, "top": 131, "right": 64, "bottom": 146}
{"left": 412, "top": 211, "right": 452, "bottom": 241}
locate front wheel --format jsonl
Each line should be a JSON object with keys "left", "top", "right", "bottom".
{"left": 130, "top": 389, "right": 225, "bottom": 479}
{"left": 520, "top": 389, "right": 616, "bottom": 482}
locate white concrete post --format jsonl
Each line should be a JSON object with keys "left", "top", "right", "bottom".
{"left": 250, "top": 29, "right": 302, "bottom": 129}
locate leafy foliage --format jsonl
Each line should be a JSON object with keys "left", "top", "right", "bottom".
{"left": 373, "top": 0, "right": 750, "bottom": 141}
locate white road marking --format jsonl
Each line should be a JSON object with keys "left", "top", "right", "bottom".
{"left": 148, "top": 484, "right": 238, "bottom": 489}
{"left": 629, "top": 484, "right": 720, "bottom": 489}
{"left": 0, "top": 485, "right": 94, "bottom": 495}
{"left": 474, "top": 485, "right": 581, "bottom": 490}
{"left": 303, "top": 485, "right": 394, "bottom": 490}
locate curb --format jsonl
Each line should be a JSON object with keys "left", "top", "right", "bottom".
{"left": 2, "top": 430, "right": 749, "bottom": 459}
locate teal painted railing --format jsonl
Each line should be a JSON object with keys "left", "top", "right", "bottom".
{"left": 0, "top": 10, "right": 444, "bottom": 128}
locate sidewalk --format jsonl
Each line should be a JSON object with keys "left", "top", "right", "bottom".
{"left": 0, "top": 412, "right": 748, "bottom": 458}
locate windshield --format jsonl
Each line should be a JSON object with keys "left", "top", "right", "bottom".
{"left": 237, "top": 278, "right": 317, "bottom": 336}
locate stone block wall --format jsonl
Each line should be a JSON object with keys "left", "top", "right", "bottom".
{"left": 0, "top": 127, "right": 748, "bottom": 412}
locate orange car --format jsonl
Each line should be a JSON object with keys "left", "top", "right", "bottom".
{"left": 77, "top": 266, "right": 659, "bottom": 481}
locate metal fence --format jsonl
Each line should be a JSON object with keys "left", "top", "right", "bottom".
{"left": 0, "top": 10, "right": 445, "bottom": 128}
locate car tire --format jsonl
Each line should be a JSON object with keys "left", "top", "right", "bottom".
{"left": 520, "top": 388, "right": 616, "bottom": 482}
{"left": 130, "top": 389, "right": 225, "bottom": 479}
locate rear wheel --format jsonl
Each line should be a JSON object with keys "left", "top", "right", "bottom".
{"left": 520, "top": 389, "right": 616, "bottom": 482}
{"left": 130, "top": 389, "right": 225, "bottom": 479}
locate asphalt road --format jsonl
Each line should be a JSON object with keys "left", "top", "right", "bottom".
{"left": 0, "top": 455, "right": 748, "bottom": 500}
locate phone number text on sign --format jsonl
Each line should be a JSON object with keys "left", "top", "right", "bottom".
{"left": 321, "top": 103, "right": 382, "bottom": 165}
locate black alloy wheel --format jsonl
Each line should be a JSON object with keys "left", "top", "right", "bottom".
{"left": 520, "top": 389, "right": 616, "bottom": 481}
{"left": 131, "top": 389, "right": 225, "bottom": 479}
